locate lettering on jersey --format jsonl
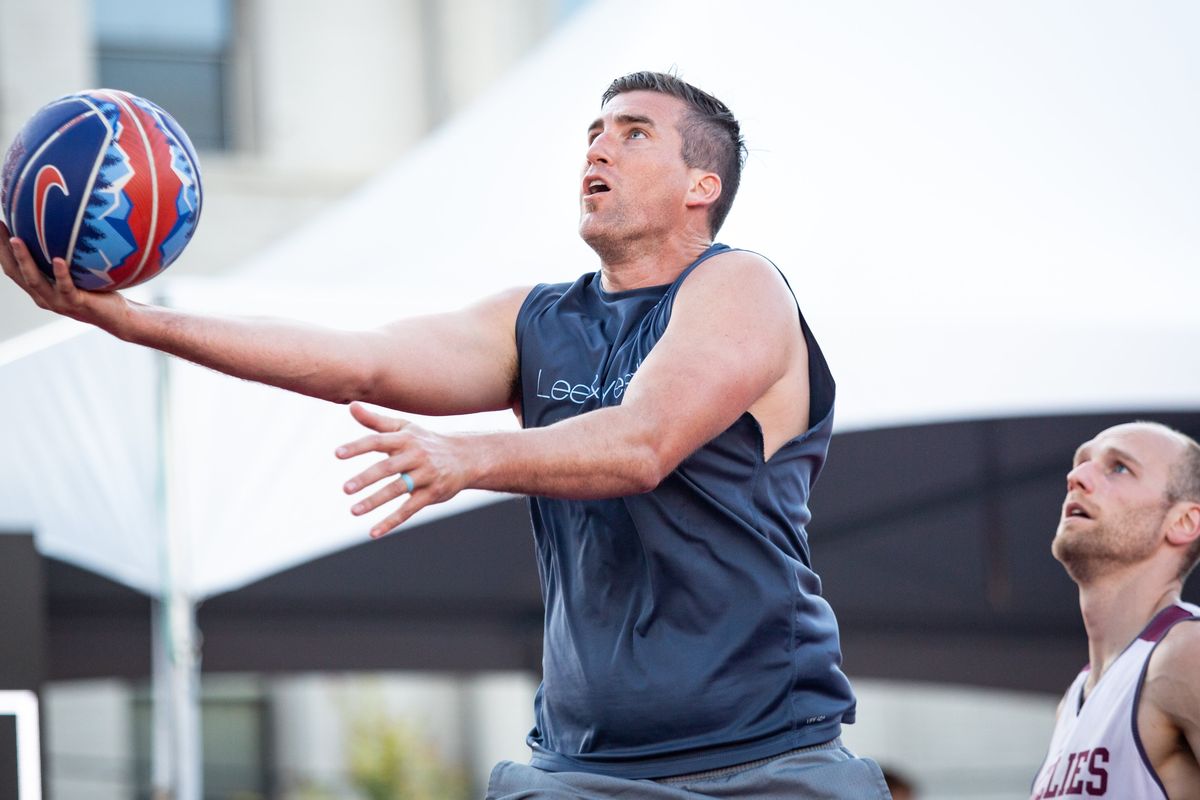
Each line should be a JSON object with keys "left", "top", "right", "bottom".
{"left": 534, "top": 362, "right": 641, "bottom": 407}
{"left": 1032, "top": 748, "right": 1109, "bottom": 798}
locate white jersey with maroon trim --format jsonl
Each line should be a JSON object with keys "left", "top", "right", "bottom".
{"left": 1030, "top": 602, "right": 1200, "bottom": 799}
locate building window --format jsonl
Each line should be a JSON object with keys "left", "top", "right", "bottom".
{"left": 131, "top": 679, "right": 272, "bottom": 799}
{"left": 93, "top": 0, "right": 233, "bottom": 151}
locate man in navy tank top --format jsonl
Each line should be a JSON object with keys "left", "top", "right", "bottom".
{"left": 1, "top": 71, "right": 887, "bottom": 797}
{"left": 1032, "top": 422, "right": 1200, "bottom": 799}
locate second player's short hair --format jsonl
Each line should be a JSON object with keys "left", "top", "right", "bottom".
{"left": 1167, "top": 430, "right": 1200, "bottom": 580}
{"left": 1141, "top": 421, "right": 1200, "bottom": 580}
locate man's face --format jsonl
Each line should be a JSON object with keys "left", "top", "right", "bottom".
{"left": 578, "top": 90, "right": 695, "bottom": 257}
{"left": 1052, "top": 423, "right": 1183, "bottom": 582}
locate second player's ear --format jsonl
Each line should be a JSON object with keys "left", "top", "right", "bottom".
{"left": 1165, "top": 502, "right": 1200, "bottom": 547}
{"left": 685, "top": 171, "right": 722, "bottom": 210}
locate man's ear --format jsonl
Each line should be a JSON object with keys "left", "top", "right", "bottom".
{"left": 685, "top": 171, "right": 722, "bottom": 210}
{"left": 1166, "top": 502, "right": 1200, "bottom": 548}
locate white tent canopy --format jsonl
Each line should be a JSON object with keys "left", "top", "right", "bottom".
{"left": 2, "top": 0, "right": 1198, "bottom": 599}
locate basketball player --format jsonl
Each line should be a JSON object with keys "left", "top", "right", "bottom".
{"left": 1031, "top": 422, "right": 1200, "bottom": 799}
{"left": 1, "top": 72, "right": 888, "bottom": 797}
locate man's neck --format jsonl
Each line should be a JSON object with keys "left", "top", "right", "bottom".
{"left": 596, "top": 232, "right": 714, "bottom": 293}
{"left": 1078, "top": 569, "right": 1181, "bottom": 687}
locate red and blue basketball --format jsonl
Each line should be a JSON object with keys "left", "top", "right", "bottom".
{"left": 0, "top": 89, "right": 202, "bottom": 291}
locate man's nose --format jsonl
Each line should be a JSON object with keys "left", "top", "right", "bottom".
{"left": 1066, "top": 462, "right": 1094, "bottom": 493}
{"left": 586, "top": 134, "right": 612, "bottom": 165}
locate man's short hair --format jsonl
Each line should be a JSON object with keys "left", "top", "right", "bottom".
{"left": 1164, "top": 427, "right": 1200, "bottom": 580}
{"left": 1140, "top": 421, "right": 1200, "bottom": 579}
{"left": 602, "top": 71, "right": 747, "bottom": 237}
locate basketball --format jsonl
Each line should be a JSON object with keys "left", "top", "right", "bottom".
{"left": 0, "top": 89, "right": 202, "bottom": 291}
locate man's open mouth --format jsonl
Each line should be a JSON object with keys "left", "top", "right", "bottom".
{"left": 1064, "top": 501, "right": 1092, "bottom": 519}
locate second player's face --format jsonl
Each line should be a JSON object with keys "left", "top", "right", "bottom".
{"left": 1052, "top": 424, "right": 1181, "bottom": 580}
{"left": 578, "top": 91, "right": 695, "bottom": 253}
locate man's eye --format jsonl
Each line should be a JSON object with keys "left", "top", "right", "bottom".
{"left": 1112, "top": 462, "right": 1129, "bottom": 474}
{"left": 629, "top": 129, "right": 647, "bottom": 139}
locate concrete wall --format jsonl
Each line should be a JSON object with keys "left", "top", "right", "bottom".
{"left": 268, "top": 671, "right": 536, "bottom": 798}
{"left": 44, "top": 680, "right": 133, "bottom": 800}
{"left": 844, "top": 679, "right": 1058, "bottom": 800}
{"left": 44, "top": 671, "right": 537, "bottom": 799}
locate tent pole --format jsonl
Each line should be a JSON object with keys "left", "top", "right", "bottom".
{"left": 150, "top": 599, "right": 169, "bottom": 796}
{"left": 150, "top": 594, "right": 201, "bottom": 800}
{"left": 152, "top": 341, "right": 203, "bottom": 800}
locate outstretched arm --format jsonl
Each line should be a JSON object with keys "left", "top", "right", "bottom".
{"left": 1, "top": 227, "right": 527, "bottom": 415}
{"left": 339, "top": 250, "right": 808, "bottom": 535}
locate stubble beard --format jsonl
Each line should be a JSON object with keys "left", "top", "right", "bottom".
{"left": 1052, "top": 504, "right": 1166, "bottom": 584}
{"left": 580, "top": 203, "right": 639, "bottom": 265}
{"left": 580, "top": 197, "right": 674, "bottom": 267}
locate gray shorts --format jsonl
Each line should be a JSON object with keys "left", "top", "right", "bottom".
{"left": 485, "top": 738, "right": 891, "bottom": 799}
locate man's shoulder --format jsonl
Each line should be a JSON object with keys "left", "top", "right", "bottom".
{"left": 677, "top": 247, "right": 795, "bottom": 315}
{"left": 682, "top": 246, "right": 786, "bottom": 287}
{"left": 1143, "top": 616, "right": 1200, "bottom": 718}
{"left": 703, "top": 246, "right": 777, "bottom": 272}
{"left": 1150, "top": 615, "right": 1200, "bottom": 670}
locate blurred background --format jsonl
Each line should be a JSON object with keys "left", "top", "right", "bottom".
{"left": 1, "top": 1, "right": 1198, "bottom": 799}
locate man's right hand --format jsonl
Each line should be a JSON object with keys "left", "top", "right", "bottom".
{"left": 0, "top": 221, "right": 130, "bottom": 333}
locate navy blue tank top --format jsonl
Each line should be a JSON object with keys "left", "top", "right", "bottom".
{"left": 515, "top": 244, "right": 856, "bottom": 779}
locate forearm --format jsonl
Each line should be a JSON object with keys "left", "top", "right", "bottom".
{"left": 115, "top": 299, "right": 377, "bottom": 404}
{"left": 6, "top": 235, "right": 525, "bottom": 414}
{"left": 460, "top": 405, "right": 668, "bottom": 499}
